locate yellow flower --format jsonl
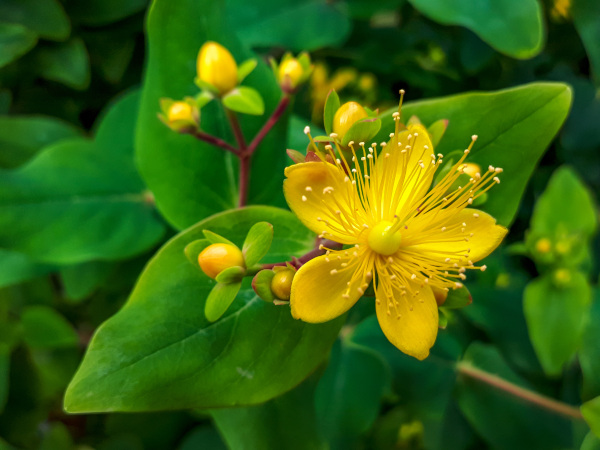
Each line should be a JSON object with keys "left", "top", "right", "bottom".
{"left": 197, "top": 41, "right": 238, "bottom": 95}
{"left": 283, "top": 118, "right": 508, "bottom": 360}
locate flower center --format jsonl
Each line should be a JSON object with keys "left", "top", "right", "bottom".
{"left": 368, "top": 220, "right": 402, "bottom": 256}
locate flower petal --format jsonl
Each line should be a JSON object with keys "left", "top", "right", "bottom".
{"left": 284, "top": 162, "right": 363, "bottom": 244}
{"left": 407, "top": 208, "right": 508, "bottom": 263}
{"left": 375, "top": 281, "right": 438, "bottom": 360}
{"left": 290, "top": 253, "right": 367, "bottom": 323}
{"left": 373, "top": 124, "right": 436, "bottom": 219}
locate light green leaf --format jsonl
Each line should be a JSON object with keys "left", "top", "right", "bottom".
{"left": 211, "top": 372, "right": 327, "bottom": 450}
{"left": 64, "top": 207, "right": 344, "bottom": 413}
{"left": 581, "top": 431, "right": 600, "bottom": 450}
{"left": 407, "top": 0, "right": 543, "bottom": 59}
{"left": 203, "top": 230, "right": 236, "bottom": 247}
{"left": 222, "top": 87, "right": 265, "bottom": 116}
{"left": 375, "top": 82, "right": 572, "bottom": 226}
{"left": 572, "top": 0, "right": 600, "bottom": 87}
{"left": 0, "top": 115, "right": 81, "bottom": 169}
{"left": 315, "top": 340, "right": 391, "bottom": 449}
{"left": 456, "top": 343, "right": 573, "bottom": 450}
{"left": 0, "top": 0, "right": 70, "bottom": 41}
{"left": 227, "top": 0, "right": 351, "bottom": 51}
{"left": 324, "top": 90, "right": 340, "bottom": 136}
{"left": 184, "top": 239, "right": 211, "bottom": 268}
{"left": 205, "top": 282, "right": 242, "bottom": 322}
{"left": 0, "top": 23, "right": 37, "bottom": 68}
{"left": 136, "top": 0, "right": 289, "bottom": 230}
{"left": 341, "top": 118, "right": 382, "bottom": 146}
{"left": 242, "top": 222, "right": 273, "bottom": 267}
{"left": 252, "top": 269, "right": 276, "bottom": 302}
{"left": 21, "top": 306, "right": 79, "bottom": 350}
{"left": 583, "top": 396, "right": 600, "bottom": 439}
{"left": 37, "top": 38, "right": 90, "bottom": 90}
{"left": 0, "top": 90, "right": 166, "bottom": 264}
{"left": 215, "top": 267, "right": 245, "bottom": 284}
{"left": 524, "top": 272, "right": 592, "bottom": 376}
{"left": 237, "top": 59, "right": 258, "bottom": 83}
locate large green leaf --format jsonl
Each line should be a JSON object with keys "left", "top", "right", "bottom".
{"left": 211, "top": 372, "right": 327, "bottom": 450}
{"left": 456, "top": 343, "right": 573, "bottom": 450}
{"left": 0, "top": 115, "right": 81, "bottom": 169}
{"left": 375, "top": 82, "right": 572, "bottom": 227}
{"left": 0, "top": 0, "right": 70, "bottom": 41}
{"left": 227, "top": 0, "right": 351, "bottom": 51}
{"left": 314, "top": 339, "right": 391, "bottom": 449}
{"left": 64, "top": 207, "right": 344, "bottom": 413}
{"left": 136, "top": 0, "right": 289, "bottom": 230}
{"left": 524, "top": 272, "right": 592, "bottom": 376}
{"left": 572, "top": 0, "right": 600, "bottom": 87}
{"left": 0, "top": 90, "right": 166, "bottom": 264}
{"left": 0, "top": 23, "right": 37, "bottom": 68}
{"left": 407, "top": 0, "right": 543, "bottom": 59}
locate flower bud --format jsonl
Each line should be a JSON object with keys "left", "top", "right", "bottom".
{"left": 278, "top": 58, "right": 303, "bottom": 90}
{"left": 159, "top": 98, "right": 199, "bottom": 132}
{"left": 198, "top": 243, "right": 244, "bottom": 279}
{"left": 197, "top": 41, "right": 238, "bottom": 95}
{"left": 535, "top": 237, "right": 552, "bottom": 254}
{"left": 552, "top": 268, "right": 571, "bottom": 287}
{"left": 270, "top": 267, "right": 296, "bottom": 301}
{"left": 333, "top": 101, "right": 368, "bottom": 139}
{"left": 462, "top": 163, "right": 481, "bottom": 178}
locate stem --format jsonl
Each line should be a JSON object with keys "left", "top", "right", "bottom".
{"left": 226, "top": 109, "right": 247, "bottom": 149}
{"left": 456, "top": 362, "right": 584, "bottom": 420}
{"left": 262, "top": 239, "right": 343, "bottom": 269}
{"left": 188, "top": 130, "right": 239, "bottom": 155}
{"left": 238, "top": 155, "right": 250, "bottom": 207}
{"left": 245, "top": 95, "right": 290, "bottom": 156}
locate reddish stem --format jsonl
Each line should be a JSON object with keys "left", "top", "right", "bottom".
{"left": 262, "top": 239, "right": 343, "bottom": 269}
{"left": 226, "top": 109, "right": 248, "bottom": 150}
{"left": 238, "top": 155, "right": 250, "bottom": 207}
{"left": 244, "top": 95, "right": 290, "bottom": 157}
{"left": 188, "top": 130, "right": 239, "bottom": 155}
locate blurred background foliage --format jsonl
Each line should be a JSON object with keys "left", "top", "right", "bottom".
{"left": 0, "top": 0, "right": 599, "bottom": 449}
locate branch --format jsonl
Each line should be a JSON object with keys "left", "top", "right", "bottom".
{"left": 262, "top": 239, "right": 343, "bottom": 269}
{"left": 187, "top": 130, "right": 239, "bottom": 155}
{"left": 245, "top": 95, "right": 290, "bottom": 156}
{"left": 456, "top": 362, "right": 584, "bottom": 420}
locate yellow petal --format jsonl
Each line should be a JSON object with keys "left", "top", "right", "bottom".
{"left": 407, "top": 208, "right": 508, "bottom": 263}
{"left": 284, "top": 162, "right": 363, "bottom": 244}
{"left": 375, "top": 281, "right": 438, "bottom": 360}
{"left": 374, "top": 124, "right": 436, "bottom": 219}
{"left": 290, "top": 253, "right": 367, "bottom": 323}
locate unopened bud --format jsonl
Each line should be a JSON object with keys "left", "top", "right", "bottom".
{"left": 333, "top": 101, "right": 368, "bottom": 139}
{"left": 197, "top": 41, "right": 238, "bottom": 95}
{"left": 279, "top": 59, "right": 303, "bottom": 89}
{"left": 270, "top": 267, "right": 296, "bottom": 301}
{"left": 461, "top": 163, "right": 481, "bottom": 178}
{"left": 198, "top": 243, "right": 244, "bottom": 279}
{"left": 552, "top": 268, "right": 571, "bottom": 287}
{"left": 535, "top": 238, "right": 552, "bottom": 254}
{"left": 168, "top": 101, "right": 194, "bottom": 123}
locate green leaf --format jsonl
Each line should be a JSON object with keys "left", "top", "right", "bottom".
{"left": 530, "top": 166, "right": 597, "bottom": 238}
{"left": 203, "top": 230, "right": 236, "bottom": 247}
{"left": 215, "top": 267, "right": 245, "bottom": 284}
{"left": 0, "top": 0, "right": 70, "bottom": 41}
{"left": 66, "top": 0, "right": 147, "bottom": 26}
{"left": 0, "top": 90, "right": 166, "bottom": 264}
{"left": 205, "top": 282, "right": 242, "bottom": 322}
{"left": 179, "top": 426, "right": 227, "bottom": 450}
{"left": 572, "top": 0, "right": 600, "bottom": 87}
{"left": 64, "top": 207, "right": 344, "bottom": 413}
{"left": 427, "top": 118, "right": 448, "bottom": 147}
{"left": 0, "top": 344, "right": 9, "bottom": 413}
{"left": 341, "top": 118, "right": 382, "bottom": 146}
{"left": 583, "top": 396, "right": 600, "bottom": 439}
{"left": 211, "top": 371, "right": 327, "bottom": 450}
{"left": 0, "top": 115, "right": 81, "bottom": 169}
{"left": 39, "top": 422, "right": 73, "bottom": 450}
{"left": 0, "top": 249, "right": 53, "bottom": 289}
{"left": 243, "top": 222, "right": 273, "bottom": 267}
{"left": 59, "top": 261, "right": 114, "bottom": 303}
{"left": 21, "top": 306, "right": 79, "bottom": 350}
{"left": 407, "top": 0, "right": 543, "bottom": 59}
{"left": 222, "top": 86, "right": 265, "bottom": 116}
{"left": 136, "top": 0, "right": 289, "bottom": 230}
{"left": 524, "top": 271, "right": 592, "bottom": 376}
{"left": 442, "top": 286, "right": 472, "bottom": 309}
{"left": 184, "top": 239, "right": 211, "bottom": 268}
{"left": 37, "top": 38, "right": 90, "bottom": 90}
{"left": 252, "top": 269, "right": 276, "bottom": 302}
{"left": 227, "top": 0, "right": 351, "bottom": 51}
{"left": 581, "top": 432, "right": 600, "bottom": 450}
{"left": 0, "top": 23, "right": 37, "bottom": 68}
{"left": 237, "top": 58, "right": 258, "bottom": 83}
{"left": 581, "top": 290, "right": 600, "bottom": 400}
{"left": 315, "top": 340, "right": 391, "bottom": 449}
{"left": 456, "top": 343, "right": 573, "bottom": 450}
{"left": 375, "top": 82, "right": 572, "bottom": 226}
{"left": 324, "top": 90, "right": 340, "bottom": 136}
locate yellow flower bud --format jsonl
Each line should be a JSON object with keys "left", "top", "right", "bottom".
{"left": 197, "top": 41, "right": 238, "bottom": 95}
{"left": 535, "top": 238, "right": 552, "bottom": 254}
{"left": 270, "top": 268, "right": 295, "bottom": 301}
{"left": 333, "top": 101, "right": 368, "bottom": 139}
{"left": 168, "top": 101, "right": 194, "bottom": 123}
{"left": 278, "top": 58, "right": 304, "bottom": 89}
{"left": 198, "top": 243, "right": 244, "bottom": 279}
{"left": 461, "top": 163, "right": 481, "bottom": 178}
{"left": 553, "top": 268, "right": 571, "bottom": 287}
